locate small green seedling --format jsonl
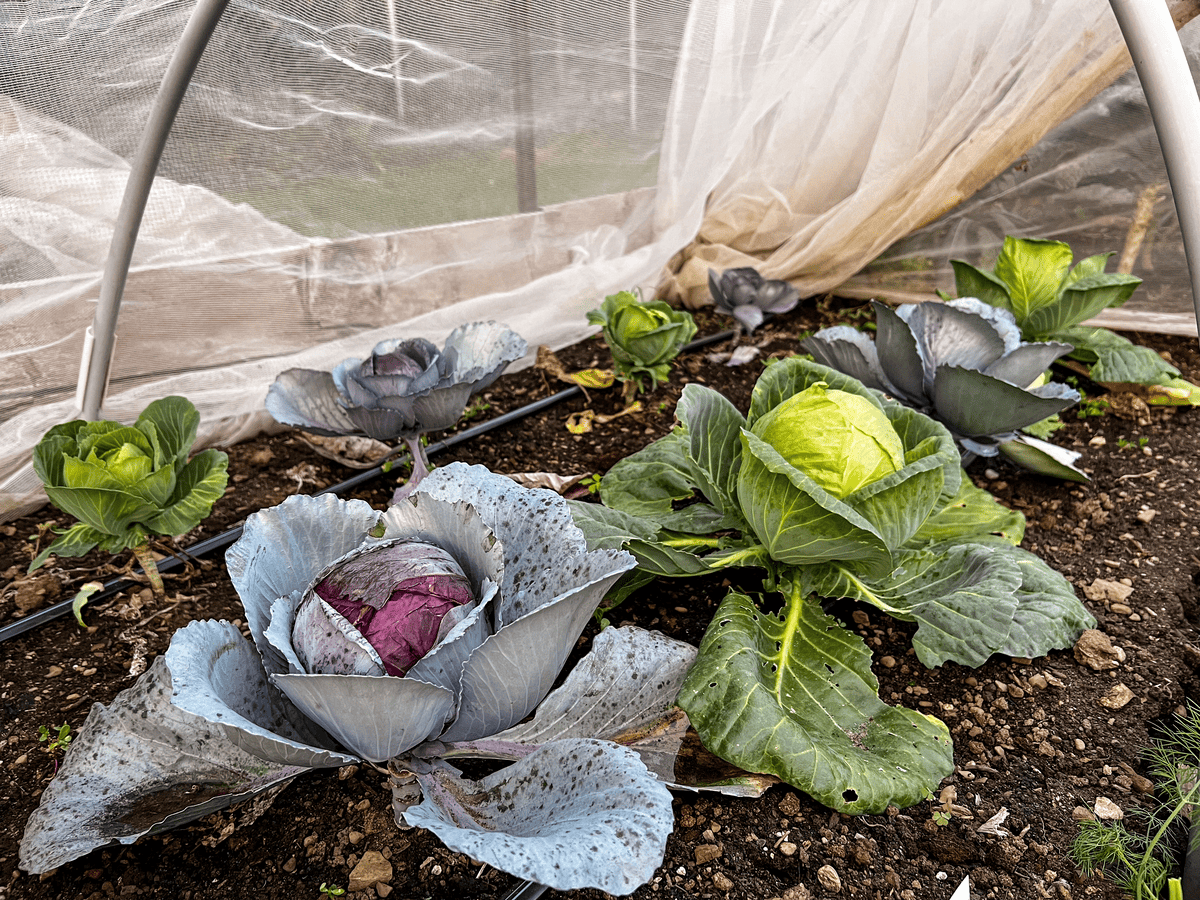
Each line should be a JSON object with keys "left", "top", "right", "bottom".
{"left": 581, "top": 473, "right": 603, "bottom": 495}
{"left": 461, "top": 398, "right": 492, "bottom": 421}
{"left": 931, "top": 809, "right": 951, "bottom": 827}
{"left": 318, "top": 883, "right": 345, "bottom": 898}
{"left": 1117, "top": 437, "right": 1150, "bottom": 450}
{"left": 38, "top": 723, "right": 72, "bottom": 773}
{"left": 38, "top": 723, "right": 72, "bottom": 754}
{"left": 1076, "top": 397, "right": 1110, "bottom": 419}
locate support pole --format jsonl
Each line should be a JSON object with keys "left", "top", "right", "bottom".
{"left": 384, "top": 0, "right": 406, "bottom": 124}
{"left": 1108, "top": 0, "right": 1200, "bottom": 342}
{"left": 509, "top": 0, "right": 539, "bottom": 213}
{"left": 79, "top": 0, "right": 233, "bottom": 420}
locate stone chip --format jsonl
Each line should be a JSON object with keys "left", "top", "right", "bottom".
{"left": 348, "top": 850, "right": 393, "bottom": 892}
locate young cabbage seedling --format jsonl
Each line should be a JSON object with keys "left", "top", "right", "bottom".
{"left": 30, "top": 396, "right": 229, "bottom": 601}
{"left": 37, "top": 723, "right": 72, "bottom": 773}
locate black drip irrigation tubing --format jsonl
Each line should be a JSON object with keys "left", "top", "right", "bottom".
{"left": 0, "top": 327, "right": 738, "bottom": 646}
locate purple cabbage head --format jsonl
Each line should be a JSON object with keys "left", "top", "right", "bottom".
{"left": 298, "top": 540, "right": 475, "bottom": 677}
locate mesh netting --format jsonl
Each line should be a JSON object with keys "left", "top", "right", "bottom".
{"left": 1, "top": 0, "right": 1196, "bottom": 517}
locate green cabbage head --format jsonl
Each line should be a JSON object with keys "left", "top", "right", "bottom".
{"left": 30, "top": 396, "right": 229, "bottom": 576}
{"left": 736, "top": 359, "right": 961, "bottom": 571}
{"left": 752, "top": 382, "right": 905, "bottom": 498}
{"left": 587, "top": 291, "right": 697, "bottom": 392}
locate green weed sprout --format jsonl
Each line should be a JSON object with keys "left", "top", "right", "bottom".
{"left": 38, "top": 723, "right": 72, "bottom": 773}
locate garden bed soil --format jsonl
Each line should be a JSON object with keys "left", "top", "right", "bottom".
{"left": 2, "top": 299, "right": 1199, "bottom": 900}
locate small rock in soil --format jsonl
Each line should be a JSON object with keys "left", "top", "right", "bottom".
{"left": 1100, "top": 683, "right": 1135, "bottom": 709}
{"left": 1073, "top": 629, "right": 1126, "bottom": 670}
{"left": 817, "top": 865, "right": 842, "bottom": 892}
{"left": 1083, "top": 578, "right": 1134, "bottom": 604}
{"left": 348, "top": 850, "right": 393, "bottom": 892}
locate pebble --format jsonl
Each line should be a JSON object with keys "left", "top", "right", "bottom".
{"left": 713, "top": 872, "right": 734, "bottom": 892}
{"left": 348, "top": 851, "right": 393, "bottom": 892}
{"left": 1100, "top": 684, "right": 1135, "bottom": 710}
{"left": 1094, "top": 797, "right": 1123, "bottom": 820}
{"left": 880, "top": 656, "right": 897, "bottom": 668}
{"left": 817, "top": 865, "right": 842, "bottom": 893}
{"left": 1083, "top": 578, "right": 1134, "bottom": 604}
{"left": 1110, "top": 603, "right": 1133, "bottom": 616}
{"left": 695, "top": 844, "right": 722, "bottom": 865}
{"left": 779, "top": 842, "right": 797, "bottom": 856}
{"left": 1073, "top": 630, "right": 1126, "bottom": 671}
{"left": 778, "top": 793, "right": 801, "bottom": 817}
{"left": 47, "top": 666, "right": 62, "bottom": 677}
{"left": 1071, "top": 806, "right": 1095, "bottom": 822}
{"left": 1028, "top": 674, "right": 1048, "bottom": 690}
{"left": 1137, "top": 509, "right": 1156, "bottom": 524}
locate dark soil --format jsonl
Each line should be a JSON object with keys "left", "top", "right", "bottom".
{"left": 2, "top": 299, "right": 1199, "bottom": 900}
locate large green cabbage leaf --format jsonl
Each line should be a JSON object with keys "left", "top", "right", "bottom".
{"left": 676, "top": 577, "right": 953, "bottom": 814}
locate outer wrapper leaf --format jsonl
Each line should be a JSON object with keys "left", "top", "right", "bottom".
{"left": 1056, "top": 325, "right": 1181, "bottom": 384}
{"left": 675, "top": 384, "right": 747, "bottom": 524}
{"left": 20, "top": 657, "right": 304, "bottom": 875}
{"left": 910, "top": 475, "right": 1025, "bottom": 545}
{"left": 968, "top": 539, "right": 1096, "bottom": 659}
{"left": 28, "top": 521, "right": 103, "bottom": 572}
{"left": 677, "top": 586, "right": 953, "bottom": 814}
{"left": 747, "top": 357, "right": 886, "bottom": 426}
{"left": 136, "top": 396, "right": 201, "bottom": 469}
{"left": 949, "top": 259, "right": 1013, "bottom": 312}
{"left": 738, "top": 429, "right": 891, "bottom": 571}
{"left": 1023, "top": 272, "right": 1141, "bottom": 336}
{"left": 406, "top": 739, "right": 674, "bottom": 895}
{"left": 598, "top": 430, "right": 709, "bottom": 524}
{"left": 805, "top": 545, "right": 1022, "bottom": 668}
{"left": 999, "top": 434, "right": 1090, "bottom": 482}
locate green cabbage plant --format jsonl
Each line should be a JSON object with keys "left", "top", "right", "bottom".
{"left": 947, "top": 235, "right": 1198, "bottom": 401}
{"left": 569, "top": 358, "right": 1093, "bottom": 814}
{"left": 587, "top": 290, "right": 697, "bottom": 399}
{"left": 30, "top": 396, "right": 229, "bottom": 597}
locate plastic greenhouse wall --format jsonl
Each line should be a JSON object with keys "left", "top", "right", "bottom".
{"left": 2, "top": 0, "right": 1198, "bottom": 519}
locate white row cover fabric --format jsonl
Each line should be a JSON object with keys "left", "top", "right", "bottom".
{"left": 0, "top": 0, "right": 1192, "bottom": 519}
